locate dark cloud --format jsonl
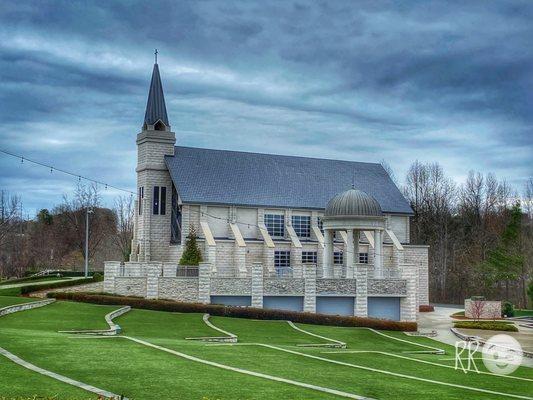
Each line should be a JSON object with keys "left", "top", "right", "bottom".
{"left": 0, "top": 0, "right": 532, "bottom": 214}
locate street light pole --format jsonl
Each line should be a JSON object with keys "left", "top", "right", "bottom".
{"left": 84, "top": 208, "right": 94, "bottom": 278}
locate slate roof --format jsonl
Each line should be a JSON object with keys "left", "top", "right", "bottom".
{"left": 164, "top": 146, "right": 413, "bottom": 214}
{"left": 144, "top": 63, "right": 169, "bottom": 126}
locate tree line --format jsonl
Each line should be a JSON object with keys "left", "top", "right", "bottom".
{"left": 0, "top": 183, "right": 133, "bottom": 278}
{"left": 401, "top": 162, "right": 532, "bottom": 307}
{"left": 1, "top": 163, "right": 532, "bottom": 306}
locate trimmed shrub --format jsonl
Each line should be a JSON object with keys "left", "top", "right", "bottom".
{"left": 419, "top": 305, "right": 434, "bottom": 312}
{"left": 502, "top": 301, "right": 514, "bottom": 317}
{"left": 454, "top": 321, "right": 518, "bottom": 332}
{"left": 47, "top": 292, "right": 418, "bottom": 331}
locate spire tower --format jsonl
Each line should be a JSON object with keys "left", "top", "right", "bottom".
{"left": 143, "top": 54, "right": 169, "bottom": 130}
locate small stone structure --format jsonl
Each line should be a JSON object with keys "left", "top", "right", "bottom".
{"left": 464, "top": 299, "right": 502, "bottom": 319}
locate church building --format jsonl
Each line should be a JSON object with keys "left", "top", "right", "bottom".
{"left": 103, "top": 60, "right": 429, "bottom": 322}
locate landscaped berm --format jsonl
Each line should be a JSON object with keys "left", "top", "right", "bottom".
{"left": 0, "top": 291, "right": 532, "bottom": 400}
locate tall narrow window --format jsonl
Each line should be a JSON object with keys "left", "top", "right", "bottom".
{"left": 153, "top": 186, "right": 160, "bottom": 215}
{"left": 334, "top": 251, "right": 343, "bottom": 264}
{"left": 171, "top": 186, "right": 182, "bottom": 244}
{"left": 160, "top": 186, "right": 166, "bottom": 215}
{"left": 274, "top": 250, "right": 291, "bottom": 277}
{"left": 138, "top": 187, "right": 144, "bottom": 215}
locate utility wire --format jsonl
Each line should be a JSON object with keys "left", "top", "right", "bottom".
{"left": 2, "top": 148, "right": 360, "bottom": 254}
{"left": 0, "top": 148, "right": 135, "bottom": 195}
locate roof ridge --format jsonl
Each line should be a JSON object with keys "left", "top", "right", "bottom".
{"left": 172, "top": 145, "right": 382, "bottom": 167}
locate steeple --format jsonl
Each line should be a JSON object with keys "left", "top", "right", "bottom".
{"left": 143, "top": 53, "right": 169, "bottom": 130}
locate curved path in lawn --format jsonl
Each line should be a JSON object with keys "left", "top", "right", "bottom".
{"left": 0, "top": 297, "right": 127, "bottom": 399}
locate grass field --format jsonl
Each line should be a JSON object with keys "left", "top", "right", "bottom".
{"left": 0, "top": 296, "right": 531, "bottom": 399}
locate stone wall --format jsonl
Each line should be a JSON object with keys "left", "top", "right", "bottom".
{"left": 211, "top": 278, "right": 252, "bottom": 295}
{"left": 264, "top": 278, "right": 305, "bottom": 295}
{"left": 465, "top": 299, "right": 502, "bottom": 319}
{"left": 114, "top": 277, "right": 147, "bottom": 297}
{"left": 316, "top": 279, "right": 356, "bottom": 295}
{"left": 158, "top": 278, "right": 199, "bottom": 302}
{"left": 367, "top": 279, "right": 407, "bottom": 296}
{"left": 104, "top": 261, "right": 417, "bottom": 321}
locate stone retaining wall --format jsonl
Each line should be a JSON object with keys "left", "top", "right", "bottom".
{"left": 0, "top": 299, "right": 55, "bottom": 317}
{"left": 104, "top": 261, "right": 418, "bottom": 321}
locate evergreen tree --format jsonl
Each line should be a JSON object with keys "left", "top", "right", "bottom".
{"left": 483, "top": 203, "right": 524, "bottom": 300}
{"left": 179, "top": 226, "right": 203, "bottom": 265}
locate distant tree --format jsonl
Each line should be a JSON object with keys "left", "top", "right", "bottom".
{"left": 179, "top": 226, "right": 203, "bottom": 266}
{"left": 0, "top": 190, "right": 21, "bottom": 247}
{"left": 112, "top": 195, "right": 134, "bottom": 261}
{"left": 54, "top": 183, "right": 115, "bottom": 269}
{"left": 37, "top": 209, "right": 53, "bottom": 225}
{"left": 483, "top": 203, "right": 524, "bottom": 300}
{"left": 528, "top": 281, "right": 533, "bottom": 308}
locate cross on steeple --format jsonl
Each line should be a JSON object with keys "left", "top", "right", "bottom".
{"left": 154, "top": 49, "right": 158, "bottom": 64}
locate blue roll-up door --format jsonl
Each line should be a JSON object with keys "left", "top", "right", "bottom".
{"left": 210, "top": 296, "right": 251, "bottom": 307}
{"left": 316, "top": 297, "right": 355, "bottom": 316}
{"left": 368, "top": 297, "right": 401, "bottom": 321}
{"left": 263, "top": 296, "right": 304, "bottom": 312}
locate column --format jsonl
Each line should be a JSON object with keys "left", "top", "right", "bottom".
{"left": 303, "top": 263, "right": 317, "bottom": 313}
{"left": 374, "top": 230, "right": 382, "bottom": 278}
{"left": 354, "top": 230, "right": 360, "bottom": 262}
{"left": 344, "top": 229, "right": 355, "bottom": 279}
{"left": 251, "top": 262, "right": 263, "bottom": 308}
{"left": 323, "top": 229, "right": 333, "bottom": 278}
{"left": 400, "top": 264, "right": 418, "bottom": 322}
{"left": 103, "top": 261, "right": 120, "bottom": 293}
{"left": 354, "top": 263, "right": 368, "bottom": 317}
{"left": 198, "top": 262, "right": 211, "bottom": 304}
{"left": 146, "top": 262, "right": 162, "bottom": 299}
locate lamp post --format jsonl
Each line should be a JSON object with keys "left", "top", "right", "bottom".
{"left": 85, "top": 208, "right": 94, "bottom": 278}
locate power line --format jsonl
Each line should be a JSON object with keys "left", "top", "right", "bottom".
{"left": 1, "top": 148, "right": 362, "bottom": 254}
{"left": 0, "top": 148, "right": 135, "bottom": 195}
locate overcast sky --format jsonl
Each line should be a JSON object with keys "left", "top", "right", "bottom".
{"left": 0, "top": 1, "right": 532, "bottom": 215}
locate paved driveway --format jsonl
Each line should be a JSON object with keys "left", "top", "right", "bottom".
{"left": 418, "top": 306, "right": 461, "bottom": 346}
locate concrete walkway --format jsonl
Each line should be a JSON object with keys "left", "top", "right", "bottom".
{"left": 418, "top": 306, "right": 533, "bottom": 368}
{"left": 418, "top": 306, "right": 461, "bottom": 347}
{"left": 0, "top": 277, "right": 84, "bottom": 290}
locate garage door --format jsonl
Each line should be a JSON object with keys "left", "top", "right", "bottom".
{"left": 210, "top": 296, "right": 251, "bottom": 307}
{"left": 316, "top": 297, "right": 355, "bottom": 316}
{"left": 263, "top": 296, "right": 303, "bottom": 312}
{"left": 368, "top": 297, "right": 401, "bottom": 321}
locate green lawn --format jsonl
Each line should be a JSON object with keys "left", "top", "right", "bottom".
{"left": 515, "top": 309, "right": 533, "bottom": 317}
{"left": 0, "top": 298, "right": 531, "bottom": 400}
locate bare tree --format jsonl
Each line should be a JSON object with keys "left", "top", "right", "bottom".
{"left": 468, "top": 299, "right": 486, "bottom": 321}
{"left": 380, "top": 159, "right": 398, "bottom": 186}
{"left": 0, "top": 190, "right": 21, "bottom": 247}
{"left": 112, "top": 195, "right": 134, "bottom": 261}
{"left": 54, "top": 183, "right": 115, "bottom": 268}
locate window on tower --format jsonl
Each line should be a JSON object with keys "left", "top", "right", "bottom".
{"left": 152, "top": 186, "right": 166, "bottom": 215}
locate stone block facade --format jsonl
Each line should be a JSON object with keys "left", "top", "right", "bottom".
{"left": 104, "top": 260, "right": 420, "bottom": 322}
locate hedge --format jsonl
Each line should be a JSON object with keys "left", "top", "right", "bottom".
{"left": 453, "top": 321, "right": 518, "bottom": 332}
{"left": 419, "top": 305, "right": 434, "bottom": 312}
{"left": 47, "top": 292, "right": 418, "bottom": 331}
{"left": 19, "top": 276, "right": 101, "bottom": 295}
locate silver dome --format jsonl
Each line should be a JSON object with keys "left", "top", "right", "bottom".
{"left": 325, "top": 189, "right": 382, "bottom": 217}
